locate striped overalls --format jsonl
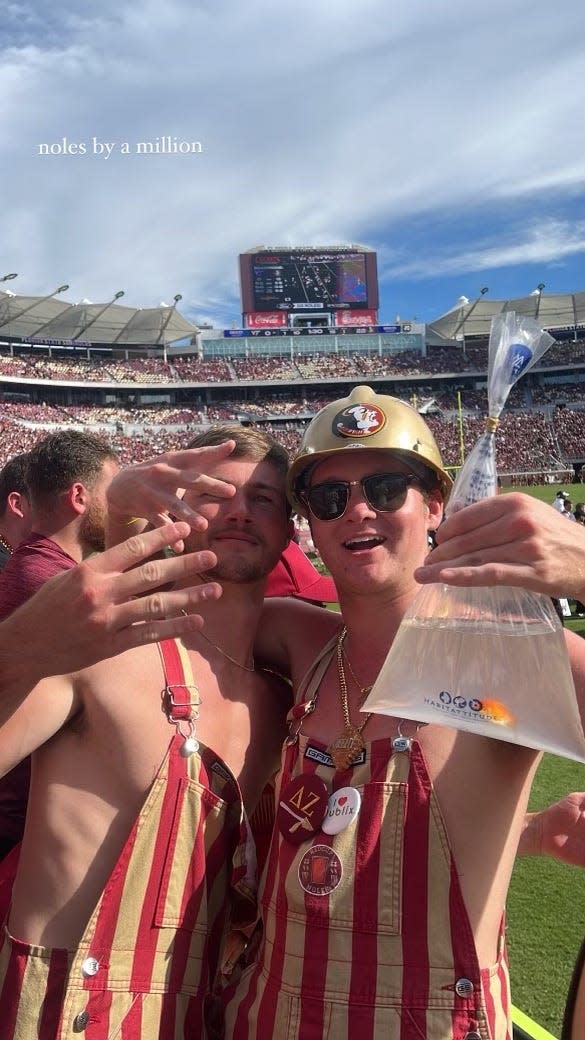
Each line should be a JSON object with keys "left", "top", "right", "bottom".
{"left": 0, "top": 639, "right": 256, "bottom": 1040}
{"left": 224, "top": 635, "right": 512, "bottom": 1040}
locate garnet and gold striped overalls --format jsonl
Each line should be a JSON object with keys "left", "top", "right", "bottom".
{"left": 0, "top": 639, "right": 256, "bottom": 1040}
{"left": 224, "top": 634, "right": 512, "bottom": 1040}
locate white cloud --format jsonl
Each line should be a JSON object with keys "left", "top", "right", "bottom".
{"left": 1, "top": 0, "right": 585, "bottom": 319}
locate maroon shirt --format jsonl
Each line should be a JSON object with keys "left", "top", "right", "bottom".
{"left": 0, "top": 534, "right": 76, "bottom": 852}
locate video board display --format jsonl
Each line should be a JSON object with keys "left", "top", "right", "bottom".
{"left": 239, "top": 249, "right": 378, "bottom": 314}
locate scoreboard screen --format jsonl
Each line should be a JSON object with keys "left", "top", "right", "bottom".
{"left": 240, "top": 250, "right": 378, "bottom": 313}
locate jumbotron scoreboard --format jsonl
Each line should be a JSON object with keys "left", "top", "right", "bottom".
{"left": 239, "top": 246, "right": 379, "bottom": 329}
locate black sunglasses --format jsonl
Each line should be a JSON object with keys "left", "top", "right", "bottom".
{"left": 302, "top": 472, "right": 425, "bottom": 521}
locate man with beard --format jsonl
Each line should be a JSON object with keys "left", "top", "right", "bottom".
{"left": 0, "top": 426, "right": 292, "bottom": 1040}
{"left": 0, "top": 431, "right": 120, "bottom": 861}
{"left": 0, "top": 430, "right": 120, "bottom": 619}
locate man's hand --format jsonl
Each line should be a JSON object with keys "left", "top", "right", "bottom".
{"left": 415, "top": 493, "right": 585, "bottom": 601}
{"left": 0, "top": 522, "right": 222, "bottom": 689}
{"left": 106, "top": 441, "right": 237, "bottom": 550}
{"left": 519, "top": 792, "right": 585, "bottom": 867}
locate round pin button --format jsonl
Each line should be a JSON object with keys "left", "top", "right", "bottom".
{"left": 321, "top": 786, "right": 362, "bottom": 835}
{"left": 81, "top": 956, "right": 99, "bottom": 977}
{"left": 277, "top": 774, "right": 329, "bottom": 844}
{"left": 455, "top": 977, "right": 474, "bottom": 998}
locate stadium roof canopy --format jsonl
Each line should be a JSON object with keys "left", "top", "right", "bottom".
{"left": 0, "top": 291, "right": 198, "bottom": 346}
{"left": 428, "top": 291, "right": 585, "bottom": 341}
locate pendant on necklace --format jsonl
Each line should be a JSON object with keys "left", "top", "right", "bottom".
{"left": 328, "top": 725, "right": 365, "bottom": 771}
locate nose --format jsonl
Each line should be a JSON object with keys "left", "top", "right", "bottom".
{"left": 345, "top": 479, "right": 376, "bottom": 519}
{"left": 221, "top": 487, "right": 253, "bottom": 523}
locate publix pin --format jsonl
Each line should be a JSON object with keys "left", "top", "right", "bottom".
{"left": 321, "top": 786, "right": 361, "bottom": 835}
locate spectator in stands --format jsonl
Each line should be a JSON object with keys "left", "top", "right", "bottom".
{"left": 554, "top": 490, "right": 571, "bottom": 512}
{"left": 0, "top": 454, "right": 31, "bottom": 573}
{"left": 564, "top": 498, "right": 577, "bottom": 521}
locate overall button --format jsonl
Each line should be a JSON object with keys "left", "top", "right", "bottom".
{"left": 455, "top": 977, "right": 474, "bottom": 998}
{"left": 72, "top": 1010, "right": 90, "bottom": 1032}
{"left": 392, "top": 736, "right": 411, "bottom": 753}
{"left": 81, "top": 957, "right": 99, "bottom": 977}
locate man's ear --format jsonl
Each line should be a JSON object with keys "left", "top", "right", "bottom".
{"left": 6, "top": 491, "right": 26, "bottom": 520}
{"left": 67, "top": 481, "right": 90, "bottom": 516}
{"left": 426, "top": 490, "right": 444, "bottom": 532}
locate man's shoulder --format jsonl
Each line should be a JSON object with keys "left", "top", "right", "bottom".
{"left": 15, "top": 533, "right": 75, "bottom": 564}
{"left": 72, "top": 640, "right": 161, "bottom": 701}
{"left": 0, "top": 534, "right": 76, "bottom": 619}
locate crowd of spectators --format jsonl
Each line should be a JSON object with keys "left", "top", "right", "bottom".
{"left": 2, "top": 336, "right": 585, "bottom": 387}
{"left": 0, "top": 339, "right": 583, "bottom": 479}
{"left": 1, "top": 402, "right": 582, "bottom": 480}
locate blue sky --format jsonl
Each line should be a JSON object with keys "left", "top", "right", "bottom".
{"left": 2, "top": 0, "right": 585, "bottom": 329}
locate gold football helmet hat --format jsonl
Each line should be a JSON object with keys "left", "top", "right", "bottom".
{"left": 287, "top": 385, "right": 452, "bottom": 515}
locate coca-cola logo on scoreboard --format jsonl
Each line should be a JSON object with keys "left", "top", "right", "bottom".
{"left": 246, "top": 311, "right": 287, "bottom": 329}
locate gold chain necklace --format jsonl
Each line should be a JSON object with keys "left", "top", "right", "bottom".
{"left": 180, "top": 611, "right": 255, "bottom": 672}
{"left": 0, "top": 532, "right": 13, "bottom": 556}
{"left": 328, "top": 627, "right": 373, "bottom": 770}
{"left": 342, "top": 642, "right": 373, "bottom": 704}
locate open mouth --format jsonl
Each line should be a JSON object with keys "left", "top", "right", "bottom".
{"left": 343, "top": 535, "right": 386, "bottom": 551}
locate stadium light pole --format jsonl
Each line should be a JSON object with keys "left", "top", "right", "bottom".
{"left": 0, "top": 282, "right": 69, "bottom": 332}
{"left": 534, "top": 283, "right": 545, "bottom": 322}
{"left": 160, "top": 294, "right": 183, "bottom": 363}
{"left": 453, "top": 286, "right": 489, "bottom": 352}
{"left": 68, "top": 289, "right": 126, "bottom": 343}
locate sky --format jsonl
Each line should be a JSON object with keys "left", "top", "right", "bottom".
{"left": 2, "top": 0, "right": 585, "bottom": 331}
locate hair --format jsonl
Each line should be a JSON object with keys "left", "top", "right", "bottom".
{"left": 187, "top": 422, "right": 291, "bottom": 514}
{"left": 25, "top": 430, "right": 118, "bottom": 508}
{"left": 0, "top": 452, "right": 30, "bottom": 518}
{"left": 187, "top": 423, "right": 289, "bottom": 478}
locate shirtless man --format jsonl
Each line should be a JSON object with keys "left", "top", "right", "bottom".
{"left": 0, "top": 428, "right": 292, "bottom": 1040}
{"left": 219, "top": 386, "right": 585, "bottom": 1040}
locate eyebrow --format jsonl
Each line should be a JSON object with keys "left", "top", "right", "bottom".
{"left": 211, "top": 477, "right": 283, "bottom": 495}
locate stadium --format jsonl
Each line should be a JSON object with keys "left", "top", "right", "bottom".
{"left": 1, "top": 250, "right": 584, "bottom": 485}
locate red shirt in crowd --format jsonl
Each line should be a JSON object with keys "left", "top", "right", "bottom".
{"left": 0, "top": 534, "right": 77, "bottom": 855}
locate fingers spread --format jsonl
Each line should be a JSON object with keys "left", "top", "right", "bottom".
{"left": 88, "top": 522, "right": 192, "bottom": 576}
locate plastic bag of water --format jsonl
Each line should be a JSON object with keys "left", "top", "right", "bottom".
{"left": 363, "top": 313, "right": 585, "bottom": 761}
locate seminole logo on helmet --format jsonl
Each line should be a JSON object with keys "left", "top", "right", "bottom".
{"left": 332, "top": 403, "right": 386, "bottom": 440}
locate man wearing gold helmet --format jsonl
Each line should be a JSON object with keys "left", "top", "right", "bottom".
{"left": 221, "top": 385, "right": 585, "bottom": 1040}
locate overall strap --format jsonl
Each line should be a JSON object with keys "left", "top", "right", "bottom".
{"left": 157, "top": 639, "right": 201, "bottom": 755}
{"left": 158, "top": 638, "right": 200, "bottom": 724}
{"left": 285, "top": 631, "right": 340, "bottom": 742}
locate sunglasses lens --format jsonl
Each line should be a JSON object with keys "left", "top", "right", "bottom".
{"left": 306, "top": 474, "right": 420, "bottom": 520}
{"left": 307, "top": 482, "right": 348, "bottom": 520}
{"left": 363, "top": 474, "right": 410, "bottom": 511}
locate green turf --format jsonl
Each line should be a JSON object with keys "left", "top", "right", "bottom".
{"left": 507, "top": 755, "right": 585, "bottom": 1037}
